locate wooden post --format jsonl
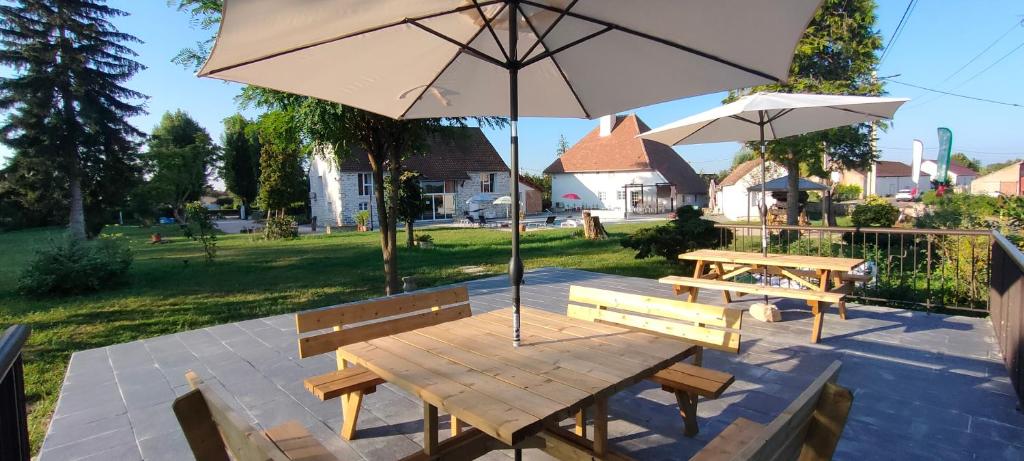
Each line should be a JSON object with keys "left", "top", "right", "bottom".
{"left": 574, "top": 408, "right": 586, "bottom": 438}
{"left": 582, "top": 211, "right": 608, "bottom": 240}
{"left": 424, "top": 403, "right": 438, "bottom": 456}
{"left": 593, "top": 398, "right": 608, "bottom": 456}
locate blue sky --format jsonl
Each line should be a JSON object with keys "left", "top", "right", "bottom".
{"left": 4, "top": 1, "right": 1023, "bottom": 178}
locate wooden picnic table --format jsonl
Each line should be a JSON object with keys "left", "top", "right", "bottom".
{"left": 674, "top": 249, "right": 865, "bottom": 343}
{"left": 337, "top": 307, "right": 700, "bottom": 460}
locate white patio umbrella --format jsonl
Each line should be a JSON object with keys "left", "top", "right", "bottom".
{"left": 198, "top": 1, "right": 824, "bottom": 348}
{"left": 639, "top": 92, "right": 908, "bottom": 257}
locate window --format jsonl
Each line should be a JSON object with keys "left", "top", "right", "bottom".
{"left": 616, "top": 190, "right": 626, "bottom": 200}
{"left": 358, "top": 202, "right": 369, "bottom": 211}
{"left": 357, "top": 173, "right": 373, "bottom": 196}
{"left": 597, "top": 191, "right": 607, "bottom": 201}
{"left": 481, "top": 173, "right": 495, "bottom": 192}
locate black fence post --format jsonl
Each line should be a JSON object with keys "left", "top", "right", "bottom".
{"left": 0, "top": 325, "right": 31, "bottom": 461}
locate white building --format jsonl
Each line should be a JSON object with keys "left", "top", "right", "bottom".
{"left": 309, "top": 127, "right": 510, "bottom": 226}
{"left": 840, "top": 160, "right": 917, "bottom": 197}
{"left": 542, "top": 114, "right": 707, "bottom": 214}
{"left": 920, "top": 159, "right": 977, "bottom": 192}
{"left": 715, "top": 158, "right": 787, "bottom": 221}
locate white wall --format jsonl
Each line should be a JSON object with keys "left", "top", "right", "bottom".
{"left": 551, "top": 170, "right": 678, "bottom": 210}
{"left": 717, "top": 163, "right": 787, "bottom": 221}
{"left": 874, "top": 176, "right": 918, "bottom": 196}
{"left": 309, "top": 155, "right": 345, "bottom": 226}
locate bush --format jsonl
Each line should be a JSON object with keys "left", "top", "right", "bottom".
{"left": 621, "top": 207, "right": 727, "bottom": 262}
{"left": 182, "top": 201, "right": 217, "bottom": 261}
{"left": 414, "top": 234, "right": 433, "bottom": 243}
{"left": 264, "top": 215, "right": 298, "bottom": 240}
{"left": 18, "top": 234, "right": 133, "bottom": 296}
{"left": 833, "top": 184, "right": 861, "bottom": 202}
{"left": 354, "top": 210, "right": 371, "bottom": 229}
{"left": 851, "top": 196, "right": 899, "bottom": 227}
{"left": 916, "top": 193, "right": 997, "bottom": 230}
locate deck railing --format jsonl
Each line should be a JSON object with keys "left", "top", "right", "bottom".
{"left": 713, "top": 224, "right": 993, "bottom": 312}
{"left": 0, "top": 325, "right": 31, "bottom": 461}
{"left": 988, "top": 233, "right": 1024, "bottom": 405}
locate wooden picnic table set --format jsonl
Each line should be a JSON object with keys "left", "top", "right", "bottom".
{"left": 171, "top": 251, "right": 859, "bottom": 461}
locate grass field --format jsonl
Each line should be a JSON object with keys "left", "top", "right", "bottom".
{"left": 0, "top": 221, "right": 672, "bottom": 450}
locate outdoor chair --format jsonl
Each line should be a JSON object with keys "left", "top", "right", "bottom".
{"left": 293, "top": 286, "right": 471, "bottom": 440}
{"left": 466, "top": 215, "right": 478, "bottom": 226}
{"left": 565, "top": 285, "right": 742, "bottom": 437}
{"left": 173, "top": 371, "right": 341, "bottom": 461}
{"left": 544, "top": 215, "right": 556, "bottom": 226}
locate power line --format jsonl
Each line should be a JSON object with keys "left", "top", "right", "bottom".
{"left": 879, "top": 0, "right": 918, "bottom": 64}
{"left": 885, "top": 79, "right": 1024, "bottom": 108}
{"left": 938, "top": 19, "right": 1023, "bottom": 84}
{"left": 949, "top": 39, "right": 1024, "bottom": 90}
{"left": 879, "top": 146, "right": 1022, "bottom": 157}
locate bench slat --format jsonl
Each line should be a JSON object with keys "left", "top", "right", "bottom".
{"left": 304, "top": 366, "right": 385, "bottom": 401}
{"left": 652, "top": 363, "right": 735, "bottom": 399}
{"left": 567, "top": 304, "right": 740, "bottom": 353}
{"left": 659, "top": 276, "right": 844, "bottom": 303}
{"left": 298, "top": 304, "right": 471, "bottom": 358}
{"left": 295, "top": 285, "right": 468, "bottom": 333}
{"left": 568, "top": 286, "right": 741, "bottom": 329}
{"left": 690, "top": 417, "right": 765, "bottom": 461}
{"left": 264, "top": 421, "right": 336, "bottom": 461}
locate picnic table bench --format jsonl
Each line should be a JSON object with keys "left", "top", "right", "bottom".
{"left": 660, "top": 249, "right": 865, "bottom": 343}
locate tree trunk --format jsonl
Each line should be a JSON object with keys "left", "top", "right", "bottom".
{"left": 824, "top": 184, "right": 838, "bottom": 227}
{"left": 68, "top": 175, "right": 86, "bottom": 239}
{"left": 406, "top": 220, "right": 414, "bottom": 248}
{"left": 785, "top": 158, "right": 800, "bottom": 225}
{"left": 370, "top": 163, "right": 399, "bottom": 295}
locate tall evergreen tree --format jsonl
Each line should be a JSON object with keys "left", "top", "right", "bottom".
{"left": 0, "top": 0, "right": 146, "bottom": 238}
{"left": 220, "top": 114, "right": 261, "bottom": 218}
{"left": 728, "top": 0, "right": 883, "bottom": 225}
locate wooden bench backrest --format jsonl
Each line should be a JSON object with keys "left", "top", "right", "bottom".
{"left": 736, "top": 360, "right": 852, "bottom": 461}
{"left": 173, "top": 371, "right": 291, "bottom": 461}
{"left": 566, "top": 286, "right": 742, "bottom": 353}
{"left": 295, "top": 285, "right": 470, "bottom": 358}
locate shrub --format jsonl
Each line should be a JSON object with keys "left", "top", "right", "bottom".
{"left": 833, "top": 184, "right": 862, "bottom": 202}
{"left": 851, "top": 196, "right": 899, "bottom": 227}
{"left": 182, "top": 201, "right": 217, "bottom": 261}
{"left": 264, "top": 215, "right": 298, "bottom": 240}
{"left": 18, "top": 234, "right": 133, "bottom": 296}
{"left": 621, "top": 207, "right": 727, "bottom": 262}
{"left": 414, "top": 234, "right": 433, "bottom": 243}
{"left": 354, "top": 210, "right": 371, "bottom": 229}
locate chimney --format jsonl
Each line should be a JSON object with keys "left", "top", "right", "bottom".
{"left": 599, "top": 114, "right": 615, "bottom": 137}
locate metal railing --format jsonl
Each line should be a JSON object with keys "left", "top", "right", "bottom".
{"left": 988, "top": 233, "right": 1024, "bottom": 406}
{"left": 714, "top": 224, "right": 993, "bottom": 312}
{"left": 0, "top": 325, "right": 31, "bottom": 461}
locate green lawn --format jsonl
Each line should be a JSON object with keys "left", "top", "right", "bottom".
{"left": 0, "top": 221, "right": 672, "bottom": 451}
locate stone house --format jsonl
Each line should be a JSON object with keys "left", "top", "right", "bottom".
{"left": 309, "top": 127, "right": 510, "bottom": 226}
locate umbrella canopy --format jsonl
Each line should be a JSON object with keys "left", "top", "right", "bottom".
{"left": 638, "top": 92, "right": 909, "bottom": 146}
{"left": 747, "top": 177, "right": 827, "bottom": 192}
{"left": 561, "top": 193, "right": 581, "bottom": 200}
{"left": 492, "top": 195, "right": 514, "bottom": 205}
{"left": 639, "top": 91, "right": 908, "bottom": 262}
{"left": 199, "top": 1, "right": 824, "bottom": 349}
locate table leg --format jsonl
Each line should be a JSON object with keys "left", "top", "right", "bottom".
{"left": 714, "top": 262, "right": 732, "bottom": 303}
{"left": 689, "top": 261, "right": 706, "bottom": 302}
{"left": 593, "top": 397, "right": 608, "bottom": 456}
{"left": 574, "top": 408, "right": 586, "bottom": 438}
{"left": 423, "top": 402, "right": 438, "bottom": 456}
{"left": 450, "top": 415, "right": 462, "bottom": 437}
{"left": 810, "top": 270, "right": 831, "bottom": 343}
{"left": 832, "top": 272, "right": 847, "bottom": 320}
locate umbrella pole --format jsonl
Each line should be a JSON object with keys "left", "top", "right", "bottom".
{"left": 509, "top": 2, "right": 523, "bottom": 350}
{"left": 759, "top": 117, "right": 769, "bottom": 306}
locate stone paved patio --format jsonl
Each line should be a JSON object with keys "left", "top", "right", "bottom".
{"left": 39, "top": 268, "right": 1024, "bottom": 460}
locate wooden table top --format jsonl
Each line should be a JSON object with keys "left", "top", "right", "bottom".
{"left": 679, "top": 249, "right": 865, "bottom": 272}
{"left": 337, "top": 307, "right": 698, "bottom": 446}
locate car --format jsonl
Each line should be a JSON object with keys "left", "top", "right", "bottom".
{"left": 894, "top": 189, "right": 915, "bottom": 201}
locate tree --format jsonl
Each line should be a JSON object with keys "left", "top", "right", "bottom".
{"left": 0, "top": 0, "right": 146, "bottom": 238}
{"left": 522, "top": 172, "right": 552, "bottom": 210}
{"left": 982, "top": 158, "right": 1023, "bottom": 175}
{"left": 389, "top": 171, "right": 427, "bottom": 248}
{"left": 173, "top": 1, "right": 506, "bottom": 295}
{"left": 727, "top": 0, "right": 883, "bottom": 225}
{"left": 221, "top": 114, "right": 261, "bottom": 218}
{"left": 145, "top": 110, "right": 218, "bottom": 222}
{"left": 951, "top": 152, "right": 981, "bottom": 173}
{"left": 254, "top": 110, "right": 305, "bottom": 218}
{"left": 556, "top": 134, "right": 570, "bottom": 157}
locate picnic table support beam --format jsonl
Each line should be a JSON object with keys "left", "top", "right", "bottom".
{"left": 593, "top": 397, "right": 609, "bottom": 456}
{"left": 424, "top": 402, "right": 438, "bottom": 456}
{"left": 574, "top": 408, "right": 586, "bottom": 438}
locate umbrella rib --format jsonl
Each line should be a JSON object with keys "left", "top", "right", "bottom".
{"left": 518, "top": 0, "right": 780, "bottom": 82}
{"left": 520, "top": 0, "right": 579, "bottom": 61}
{"left": 518, "top": 26, "right": 613, "bottom": 68}
{"left": 199, "top": 0, "right": 504, "bottom": 76}
{"left": 670, "top": 118, "right": 720, "bottom": 146}
{"left": 409, "top": 21, "right": 509, "bottom": 69}
{"left": 516, "top": 3, "right": 591, "bottom": 118}
{"left": 397, "top": 5, "right": 508, "bottom": 119}
{"left": 828, "top": 106, "right": 891, "bottom": 120}
{"left": 473, "top": 0, "right": 510, "bottom": 63}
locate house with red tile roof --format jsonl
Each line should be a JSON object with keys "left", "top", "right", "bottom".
{"left": 921, "top": 159, "right": 978, "bottom": 192}
{"left": 309, "top": 126, "right": 510, "bottom": 226}
{"left": 840, "top": 160, "right": 919, "bottom": 198}
{"left": 542, "top": 114, "right": 707, "bottom": 214}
